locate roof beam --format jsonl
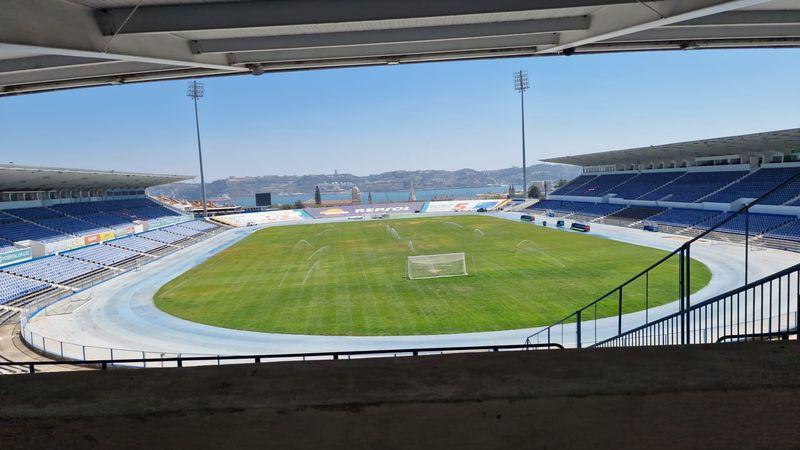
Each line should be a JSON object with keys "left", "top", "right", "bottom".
{"left": 0, "top": 0, "right": 244, "bottom": 73}
{"left": 95, "top": 0, "right": 636, "bottom": 35}
{"left": 0, "top": 61, "right": 181, "bottom": 87}
{"left": 672, "top": 10, "right": 800, "bottom": 27}
{"left": 0, "top": 55, "right": 112, "bottom": 74}
{"left": 228, "top": 34, "right": 556, "bottom": 65}
{"left": 193, "top": 16, "right": 589, "bottom": 54}
{"left": 604, "top": 24, "right": 800, "bottom": 43}
{"left": 536, "top": 0, "right": 773, "bottom": 54}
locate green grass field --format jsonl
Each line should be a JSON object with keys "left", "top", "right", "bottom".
{"left": 154, "top": 215, "right": 711, "bottom": 335}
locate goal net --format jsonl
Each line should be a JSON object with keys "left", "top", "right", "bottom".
{"left": 407, "top": 253, "right": 468, "bottom": 280}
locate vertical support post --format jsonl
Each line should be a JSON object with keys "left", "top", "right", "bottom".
{"left": 576, "top": 309, "right": 582, "bottom": 349}
{"left": 679, "top": 247, "right": 685, "bottom": 345}
{"left": 745, "top": 209, "right": 749, "bottom": 285}
{"left": 686, "top": 244, "right": 691, "bottom": 345}
{"left": 645, "top": 271, "right": 649, "bottom": 324}
{"left": 617, "top": 288, "right": 623, "bottom": 335}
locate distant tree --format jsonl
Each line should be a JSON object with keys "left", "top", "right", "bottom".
{"left": 294, "top": 200, "right": 305, "bottom": 209}
{"left": 527, "top": 184, "right": 542, "bottom": 199}
{"left": 367, "top": 192, "right": 373, "bottom": 204}
{"left": 508, "top": 184, "right": 515, "bottom": 198}
{"left": 555, "top": 179, "right": 567, "bottom": 188}
{"left": 314, "top": 185, "right": 322, "bottom": 205}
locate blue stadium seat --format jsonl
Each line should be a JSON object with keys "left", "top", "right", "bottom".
{"left": 704, "top": 167, "right": 800, "bottom": 203}
{"left": 567, "top": 173, "right": 637, "bottom": 197}
{"left": 694, "top": 212, "right": 794, "bottom": 235}
{"left": 639, "top": 171, "right": 747, "bottom": 202}
{"left": 64, "top": 244, "right": 141, "bottom": 266}
{"left": 550, "top": 175, "right": 597, "bottom": 195}
{"left": 3, "top": 255, "right": 104, "bottom": 284}
{"left": 607, "top": 171, "right": 685, "bottom": 199}
{"left": 647, "top": 209, "right": 725, "bottom": 227}
{"left": 0, "top": 272, "right": 50, "bottom": 305}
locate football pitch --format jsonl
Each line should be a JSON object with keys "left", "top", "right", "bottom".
{"left": 154, "top": 216, "right": 711, "bottom": 335}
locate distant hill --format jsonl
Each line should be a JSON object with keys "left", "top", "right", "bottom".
{"left": 148, "top": 163, "right": 581, "bottom": 200}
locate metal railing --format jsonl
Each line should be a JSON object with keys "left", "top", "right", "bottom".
{"left": 1, "top": 342, "right": 563, "bottom": 374}
{"left": 595, "top": 261, "right": 800, "bottom": 347}
{"left": 525, "top": 169, "right": 800, "bottom": 349}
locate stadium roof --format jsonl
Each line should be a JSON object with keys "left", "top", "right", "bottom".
{"left": 0, "top": 165, "right": 191, "bottom": 191}
{"left": 542, "top": 128, "right": 800, "bottom": 167}
{"left": 2, "top": 0, "right": 800, "bottom": 95}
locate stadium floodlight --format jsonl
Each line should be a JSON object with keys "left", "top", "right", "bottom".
{"left": 407, "top": 253, "right": 468, "bottom": 280}
{"left": 513, "top": 70, "right": 529, "bottom": 199}
{"left": 187, "top": 80, "right": 208, "bottom": 217}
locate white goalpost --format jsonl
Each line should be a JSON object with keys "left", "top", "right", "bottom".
{"left": 407, "top": 253, "right": 468, "bottom": 280}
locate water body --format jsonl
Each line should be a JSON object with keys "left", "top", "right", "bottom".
{"left": 232, "top": 185, "right": 510, "bottom": 207}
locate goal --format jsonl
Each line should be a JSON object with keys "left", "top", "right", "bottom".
{"left": 407, "top": 253, "right": 468, "bottom": 280}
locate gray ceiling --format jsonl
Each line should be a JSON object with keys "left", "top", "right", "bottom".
{"left": 543, "top": 128, "right": 800, "bottom": 167}
{"left": 0, "top": 165, "right": 191, "bottom": 191}
{"left": 2, "top": 0, "right": 800, "bottom": 95}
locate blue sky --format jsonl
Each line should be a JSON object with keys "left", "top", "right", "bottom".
{"left": 2, "top": 49, "right": 800, "bottom": 181}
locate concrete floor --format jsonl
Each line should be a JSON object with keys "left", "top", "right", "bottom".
{"left": 19, "top": 212, "right": 800, "bottom": 359}
{"left": 2, "top": 341, "right": 800, "bottom": 449}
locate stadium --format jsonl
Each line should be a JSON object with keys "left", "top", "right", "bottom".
{"left": 0, "top": 127, "right": 797, "bottom": 362}
{"left": 4, "top": 0, "right": 800, "bottom": 448}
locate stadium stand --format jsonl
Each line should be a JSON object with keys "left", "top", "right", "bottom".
{"left": 638, "top": 171, "right": 748, "bottom": 202}
{"left": 140, "top": 229, "right": 187, "bottom": 245}
{"left": 566, "top": 173, "right": 637, "bottom": 197}
{"left": 702, "top": 167, "right": 800, "bottom": 203}
{"left": 606, "top": 171, "right": 685, "bottom": 199}
{"left": 64, "top": 244, "right": 142, "bottom": 267}
{"left": 37, "top": 216, "right": 106, "bottom": 236}
{"left": 694, "top": 212, "right": 795, "bottom": 235}
{"left": 763, "top": 220, "right": 800, "bottom": 251}
{"left": 549, "top": 174, "right": 597, "bottom": 195}
{"left": 567, "top": 203, "right": 626, "bottom": 219}
{"left": 646, "top": 208, "right": 724, "bottom": 228}
{"left": 528, "top": 200, "right": 592, "bottom": 214}
{"left": 177, "top": 220, "right": 218, "bottom": 232}
{"left": 165, "top": 225, "right": 204, "bottom": 238}
{"left": 107, "top": 235, "right": 168, "bottom": 254}
{"left": 0, "top": 237, "right": 15, "bottom": 253}
{"left": 599, "top": 206, "right": 665, "bottom": 226}
{"left": 0, "top": 272, "right": 49, "bottom": 305}
{"left": 0, "top": 218, "right": 70, "bottom": 243}
{"left": 3, "top": 256, "right": 105, "bottom": 285}
{"left": 5, "top": 207, "right": 62, "bottom": 221}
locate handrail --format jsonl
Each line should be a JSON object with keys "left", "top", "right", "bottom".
{"left": 593, "top": 260, "right": 800, "bottom": 347}
{"left": 716, "top": 331, "right": 794, "bottom": 343}
{"left": 0, "top": 342, "right": 563, "bottom": 374}
{"left": 525, "top": 168, "right": 800, "bottom": 348}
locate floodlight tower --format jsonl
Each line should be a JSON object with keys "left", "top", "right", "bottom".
{"left": 513, "top": 70, "right": 529, "bottom": 198}
{"left": 187, "top": 80, "right": 208, "bottom": 217}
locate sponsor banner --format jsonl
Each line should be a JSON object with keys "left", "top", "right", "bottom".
{"left": 214, "top": 209, "right": 310, "bottom": 227}
{"left": 0, "top": 247, "right": 32, "bottom": 267}
{"left": 304, "top": 202, "right": 425, "bottom": 219}
{"left": 114, "top": 226, "right": 136, "bottom": 238}
{"left": 422, "top": 199, "right": 504, "bottom": 213}
{"left": 83, "top": 230, "right": 116, "bottom": 246}
{"left": 29, "top": 236, "right": 86, "bottom": 257}
{"left": 147, "top": 215, "right": 192, "bottom": 230}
